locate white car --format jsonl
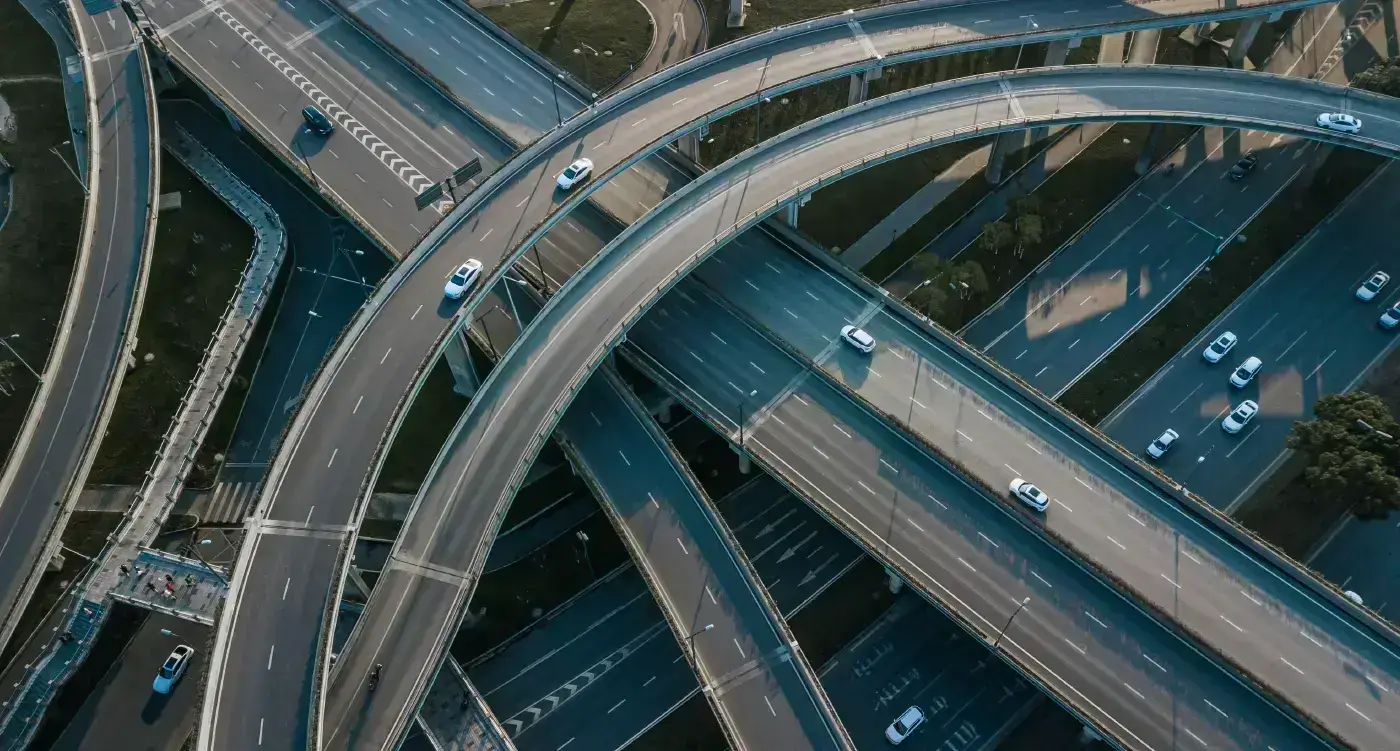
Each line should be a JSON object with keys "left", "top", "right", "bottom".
{"left": 1357, "top": 271, "right": 1390, "bottom": 301}
{"left": 1146, "top": 429, "right": 1179, "bottom": 460}
{"left": 443, "top": 259, "right": 483, "bottom": 299}
{"left": 885, "top": 705, "right": 926, "bottom": 745}
{"left": 153, "top": 644, "right": 195, "bottom": 694}
{"left": 1202, "top": 331, "right": 1237, "bottom": 363}
{"left": 1381, "top": 301, "right": 1400, "bottom": 329}
{"left": 1222, "top": 400, "right": 1259, "bottom": 434}
{"left": 1316, "top": 112, "right": 1362, "bottom": 134}
{"left": 840, "top": 325, "right": 876, "bottom": 354}
{"left": 1229, "top": 356, "right": 1263, "bottom": 388}
{"left": 556, "top": 157, "right": 594, "bottom": 190}
{"left": 1009, "top": 478, "right": 1049, "bottom": 512}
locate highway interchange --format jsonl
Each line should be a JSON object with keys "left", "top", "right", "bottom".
{"left": 0, "top": 0, "right": 157, "bottom": 654}
{"left": 25, "top": 0, "right": 1400, "bottom": 749}
{"left": 326, "top": 64, "right": 1400, "bottom": 751}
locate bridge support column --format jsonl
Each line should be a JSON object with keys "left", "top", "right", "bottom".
{"left": 885, "top": 567, "right": 904, "bottom": 594}
{"left": 1043, "top": 38, "right": 1072, "bottom": 67}
{"left": 1298, "top": 143, "right": 1335, "bottom": 190}
{"left": 1078, "top": 726, "right": 1103, "bottom": 745}
{"left": 444, "top": 330, "right": 480, "bottom": 398}
{"left": 783, "top": 201, "right": 800, "bottom": 227}
{"left": 653, "top": 395, "right": 676, "bottom": 424}
{"left": 1228, "top": 16, "right": 1263, "bottom": 67}
{"left": 847, "top": 66, "right": 882, "bottom": 106}
{"left": 1178, "top": 21, "right": 1217, "bottom": 47}
{"left": 737, "top": 451, "right": 752, "bottom": 474}
{"left": 727, "top": 0, "right": 745, "bottom": 28}
{"left": 1134, "top": 124, "right": 1165, "bottom": 176}
{"left": 983, "top": 131, "right": 1026, "bottom": 185}
{"left": 677, "top": 133, "right": 700, "bottom": 162}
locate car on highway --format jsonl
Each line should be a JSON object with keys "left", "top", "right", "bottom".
{"left": 1381, "top": 301, "right": 1400, "bottom": 330}
{"left": 1316, "top": 112, "right": 1362, "bottom": 134}
{"left": 840, "top": 325, "right": 876, "bottom": 354}
{"left": 1222, "top": 400, "right": 1259, "bottom": 434}
{"left": 1009, "top": 478, "right": 1049, "bottom": 512}
{"left": 302, "top": 105, "right": 335, "bottom": 136}
{"left": 1228, "top": 152, "right": 1258, "bottom": 180}
{"left": 1146, "top": 429, "right": 1179, "bottom": 460}
{"left": 556, "top": 157, "right": 594, "bottom": 190}
{"left": 1229, "top": 356, "right": 1263, "bottom": 388}
{"left": 885, "top": 705, "right": 926, "bottom": 744}
{"left": 153, "top": 644, "right": 195, "bottom": 694}
{"left": 443, "top": 259, "right": 483, "bottom": 299}
{"left": 1357, "top": 271, "right": 1390, "bottom": 301}
{"left": 1202, "top": 331, "right": 1237, "bottom": 363}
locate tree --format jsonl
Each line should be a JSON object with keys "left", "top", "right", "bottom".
{"left": 1286, "top": 393, "right": 1400, "bottom": 519}
{"left": 904, "top": 255, "right": 988, "bottom": 323}
{"left": 1353, "top": 58, "right": 1400, "bottom": 98}
{"left": 980, "top": 220, "right": 1015, "bottom": 255}
{"left": 1013, "top": 214, "right": 1043, "bottom": 258}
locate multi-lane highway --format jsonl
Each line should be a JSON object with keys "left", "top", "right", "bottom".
{"left": 324, "top": 66, "right": 1400, "bottom": 751}
{"left": 1105, "top": 160, "right": 1400, "bottom": 509}
{"left": 175, "top": 0, "right": 1344, "bottom": 746}
{"left": 0, "top": 4, "right": 157, "bottom": 652}
{"left": 964, "top": 0, "right": 1389, "bottom": 398}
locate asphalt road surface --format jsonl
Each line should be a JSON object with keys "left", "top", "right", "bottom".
{"left": 1103, "top": 161, "right": 1400, "bottom": 510}
{"left": 427, "top": 70, "right": 1400, "bottom": 748}
{"left": 963, "top": 0, "right": 1389, "bottom": 398}
{"left": 181, "top": 0, "right": 1347, "bottom": 744}
{"left": 51, "top": 613, "right": 209, "bottom": 751}
{"left": 0, "top": 4, "right": 154, "bottom": 652}
{"left": 820, "top": 595, "right": 1038, "bottom": 751}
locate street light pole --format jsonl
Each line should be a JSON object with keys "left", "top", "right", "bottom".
{"left": 552, "top": 73, "right": 565, "bottom": 126}
{"left": 576, "top": 530, "right": 595, "bottom": 580}
{"left": 0, "top": 334, "right": 43, "bottom": 383}
{"left": 193, "top": 539, "right": 228, "bottom": 584}
{"left": 293, "top": 139, "right": 319, "bottom": 189}
{"left": 737, "top": 389, "right": 757, "bottom": 447}
{"left": 685, "top": 623, "right": 714, "bottom": 652}
{"left": 1013, "top": 17, "right": 1038, "bottom": 71}
{"left": 50, "top": 141, "right": 86, "bottom": 195}
{"left": 993, "top": 597, "right": 1030, "bottom": 649}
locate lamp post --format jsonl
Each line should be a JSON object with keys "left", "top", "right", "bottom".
{"left": 573, "top": 43, "right": 599, "bottom": 87}
{"left": 0, "top": 334, "right": 43, "bottom": 383}
{"left": 576, "top": 530, "right": 595, "bottom": 580}
{"left": 50, "top": 140, "right": 86, "bottom": 195}
{"left": 1356, "top": 418, "right": 1396, "bottom": 441}
{"left": 293, "top": 139, "right": 319, "bottom": 189}
{"left": 686, "top": 623, "right": 714, "bottom": 651}
{"left": 993, "top": 597, "right": 1029, "bottom": 649}
{"left": 552, "top": 73, "right": 565, "bottom": 125}
{"left": 737, "top": 389, "right": 758, "bottom": 447}
{"left": 1013, "top": 17, "right": 1039, "bottom": 71}
{"left": 193, "top": 539, "right": 228, "bottom": 584}
{"left": 160, "top": 628, "right": 185, "bottom": 640}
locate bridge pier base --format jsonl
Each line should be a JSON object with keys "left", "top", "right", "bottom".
{"left": 1228, "top": 16, "right": 1263, "bottom": 68}
{"left": 847, "top": 66, "right": 882, "bottom": 106}
{"left": 727, "top": 0, "right": 745, "bottom": 28}
{"left": 983, "top": 131, "right": 1025, "bottom": 185}
{"left": 444, "top": 330, "right": 480, "bottom": 398}
{"left": 1134, "top": 123, "right": 1165, "bottom": 176}
{"left": 1078, "top": 725, "right": 1103, "bottom": 745}
{"left": 1179, "top": 21, "right": 1217, "bottom": 47}
{"left": 653, "top": 395, "right": 676, "bottom": 423}
{"left": 885, "top": 567, "right": 904, "bottom": 594}
{"left": 737, "top": 451, "right": 752, "bottom": 474}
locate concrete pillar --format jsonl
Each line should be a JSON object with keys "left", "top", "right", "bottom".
{"left": 47, "top": 552, "right": 66, "bottom": 573}
{"left": 1134, "top": 124, "right": 1164, "bottom": 176}
{"left": 1228, "top": 16, "right": 1263, "bottom": 67}
{"left": 1078, "top": 726, "right": 1103, "bottom": 745}
{"left": 1178, "top": 21, "right": 1217, "bottom": 47}
{"left": 677, "top": 133, "right": 700, "bottom": 162}
{"left": 444, "top": 330, "right": 479, "bottom": 398}
{"left": 783, "top": 201, "right": 800, "bottom": 227}
{"left": 1298, "top": 143, "right": 1334, "bottom": 189}
{"left": 846, "top": 66, "right": 883, "bottom": 106}
{"left": 738, "top": 452, "right": 752, "bottom": 474}
{"left": 727, "top": 0, "right": 745, "bottom": 28}
{"left": 1043, "top": 38, "right": 1071, "bottom": 67}
{"left": 984, "top": 130, "right": 1026, "bottom": 185}
{"left": 886, "top": 567, "right": 904, "bottom": 594}
{"left": 653, "top": 395, "right": 676, "bottom": 423}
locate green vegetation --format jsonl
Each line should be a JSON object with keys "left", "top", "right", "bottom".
{"left": 0, "top": 1, "right": 83, "bottom": 462}
{"left": 903, "top": 253, "right": 988, "bottom": 325}
{"left": 88, "top": 156, "right": 255, "bottom": 485}
{"left": 1059, "top": 147, "right": 1383, "bottom": 423}
{"left": 704, "top": 0, "right": 877, "bottom": 45}
{"left": 1353, "top": 57, "right": 1400, "bottom": 97}
{"left": 1287, "top": 393, "right": 1400, "bottom": 519}
{"left": 483, "top": 0, "right": 653, "bottom": 91}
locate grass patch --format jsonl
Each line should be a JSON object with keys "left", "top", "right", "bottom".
{"left": 188, "top": 255, "right": 291, "bottom": 489}
{"left": 0, "top": 511, "right": 123, "bottom": 670}
{"left": 86, "top": 155, "right": 255, "bottom": 485}
{"left": 450, "top": 506, "right": 626, "bottom": 664}
{"left": 1058, "top": 147, "right": 1383, "bottom": 424}
{"left": 1234, "top": 344, "right": 1400, "bottom": 559}
{"left": 0, "top": 2, "right": 84, "bottom": 462}
{"left": 704, "top": 0, "right": 876, "bottom": 45}
{"left": 696, "top": 77, "right": 849, "bottom": 168}
{"left": 483, "top": 0, "right": 653, "bottom": 91}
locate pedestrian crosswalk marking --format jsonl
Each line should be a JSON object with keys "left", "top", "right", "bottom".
{"left": 193, "top": 481, "right": 259, "bottom": 523}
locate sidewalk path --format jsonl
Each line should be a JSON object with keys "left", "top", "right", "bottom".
{"left": 620, "top": 0, "right": 707, "bottom": 87}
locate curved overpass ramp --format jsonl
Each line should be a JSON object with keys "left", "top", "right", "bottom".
{"left": 0, "top": 4, "right": 157, "bottom": 654}
{"left": 320, "top": 66, "right": 1400, "bottom": 751}
{"left": 199, "top": 0, "right": 1340, "bottom": 747}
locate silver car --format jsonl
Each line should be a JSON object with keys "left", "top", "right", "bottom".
{"left": 1222, "top": 400, "right": 1259, "bottom": 434}
{"left": 1202, "top": 331, "right": 1237, "bottom": 363}
{"left": 1147, "top": 429, "right": 1179, "bottom": 460}
{"left": 1357, "top": 271, "right": 1390, "bottom": 301}
{"left": 1317, "top": 112, "right": 1362, "bottom": 134}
